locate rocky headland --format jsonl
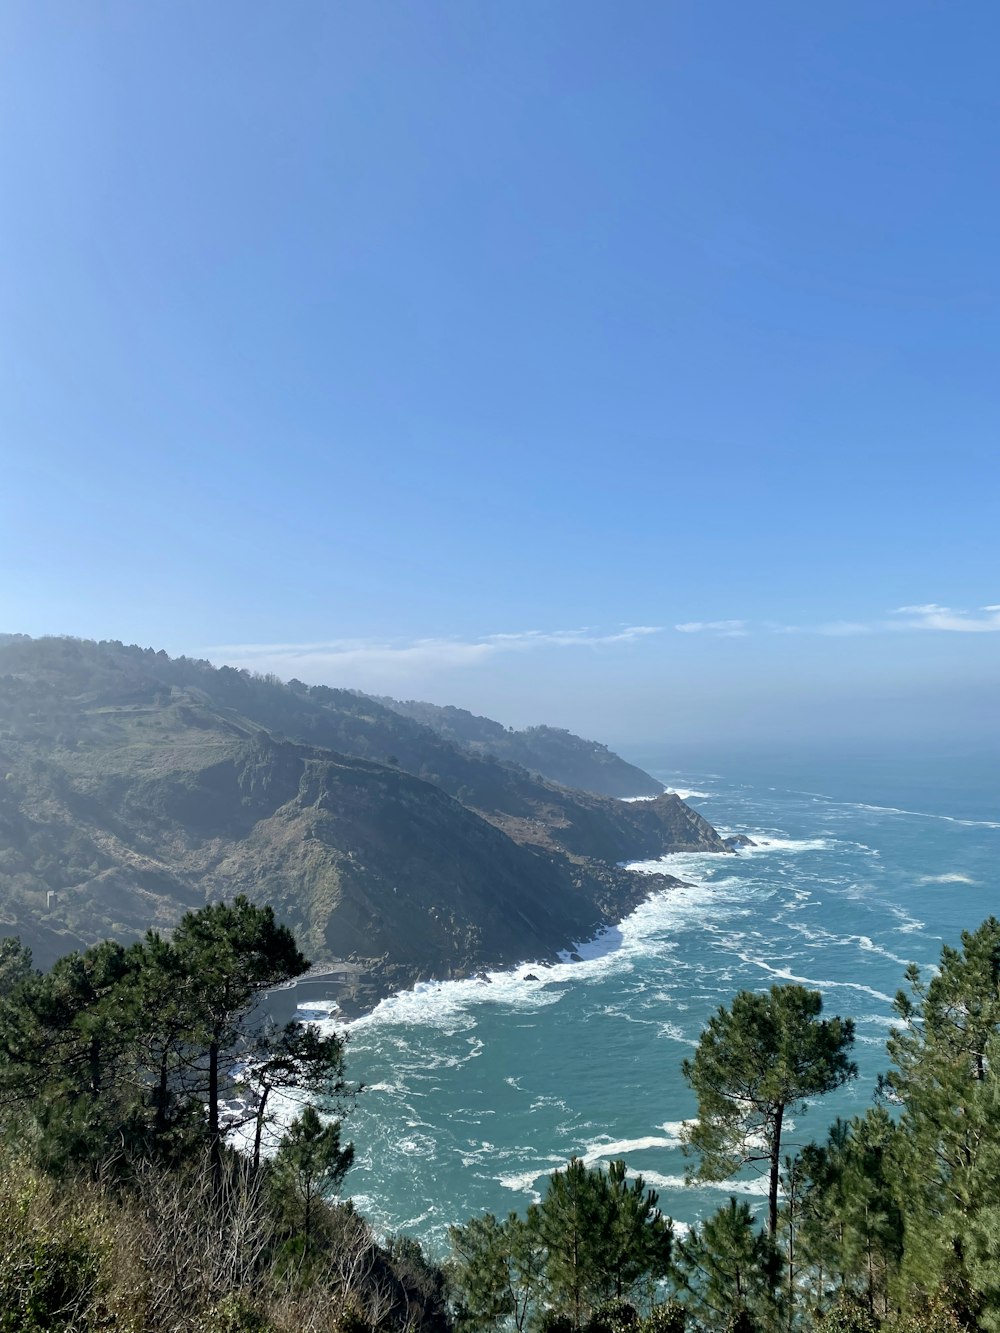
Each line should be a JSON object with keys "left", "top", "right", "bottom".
{"left": 0, "top": 635, "right": 728, "bottom": 995}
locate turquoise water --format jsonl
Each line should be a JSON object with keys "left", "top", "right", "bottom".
{"left": 301, "top": 751, "right": 999, "bottom": 1253}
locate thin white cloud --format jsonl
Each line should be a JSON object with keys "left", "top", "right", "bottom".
{"left": 674, "top": 620, "right": 748, "bottom": 637}
{"left": 204, "top": 625, "right": 664, "bottom": 685}
{"left": 484, "top": 626, "right": 662, "bottom": 649}
{"left": 674, "top": 602, "right": 1000, "bottom": 637}
{"left": 207, "top": 601, "right": 1000, "bottom": 687}
{"left": 890, "top": 604, "right": 1000, "bottom": 633}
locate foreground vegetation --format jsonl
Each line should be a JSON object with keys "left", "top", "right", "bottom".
{"left": 449, "top": 918, "right": 1000, "bottom": 1333}
{"left": 1, "top": 909, "right": 1000, "bottom": 1331}
{"left": 0, "top": 901, "right": 447, "bottom": 1332}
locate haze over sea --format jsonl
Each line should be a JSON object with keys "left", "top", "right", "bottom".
{"left": 301, "top": 747, "right": 998, "bottom": 1254}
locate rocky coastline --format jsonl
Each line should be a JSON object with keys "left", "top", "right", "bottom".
{"left": 265, "top": 866, "right": 694, "bottom": 1023}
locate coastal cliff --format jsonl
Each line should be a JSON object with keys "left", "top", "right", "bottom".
{"left": 0, "top": 635, "right": 726, "bottom": 984}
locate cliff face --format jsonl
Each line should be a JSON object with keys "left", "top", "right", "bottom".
{"left": 0, "top": 636, "right": 726, "bottom": 978}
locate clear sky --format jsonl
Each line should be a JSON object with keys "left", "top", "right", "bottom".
{"left": 2, "top": 2, "right": 997, "bottom": 750}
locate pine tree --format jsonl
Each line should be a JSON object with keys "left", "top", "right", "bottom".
{"left": 596, "top": 1161, "right": 673, "bottom": 1310}
{"left": 539, "top": 1157, "right": 609, "bottom": 1331}
{"left": 882, "top": 918, "right": 1000, "bottom": 1325}
{"left": 0, "top": 939, "right": 143, "bottom": 1174}
{"left": 449, "top": 1211, "right": 545, "bottom": 1332}
{"left": 170, "top": 897, "right": 308, "bottom": 1178}
{"left": 671, "top": 1197, "right": 781, "bottom": 1332}
{"left": 273, "top": 1104, "right": 353, "bottom": 1252}
{"left": 243, "top": 1019, "right": 353, "bottom": 1170}
{"left": 682, "top": 985, "right": 856, "bottom": 1238}
{"left": 795, "top": 1109, "right": 903, "bottom": 1321}
{"left": 449, "top": 1161, "right": 670, "bottom": 1333}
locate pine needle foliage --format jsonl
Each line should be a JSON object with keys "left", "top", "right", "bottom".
{"left": 682, "top": 985, "right": 856, "bottom": 1238}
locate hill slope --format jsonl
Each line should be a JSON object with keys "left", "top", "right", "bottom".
{"left": 0, "top": 636, "right": 726, "bottom": 986}
{"left": 373, "top": 697, "right": 663, "bottom": 797}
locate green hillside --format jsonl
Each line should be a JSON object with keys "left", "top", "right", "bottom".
{"left": 0, "top": 635, "right": 726, "bottom": 989}
{"left": 373, "top": 697, "right": 664, "bottom": 797}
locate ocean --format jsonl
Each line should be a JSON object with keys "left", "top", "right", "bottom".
{"left": 297, "top": 748, "right": 999, "bottom": 1254}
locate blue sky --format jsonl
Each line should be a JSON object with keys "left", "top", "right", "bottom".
{"left": 2, "top": 2, "right": 997, "bottom": 748}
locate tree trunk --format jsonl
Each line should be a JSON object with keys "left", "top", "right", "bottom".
{"left": 89, "top": 1035, "right": 101, "bottom": 1099}
{"left": 252, "top": 1084, "right": 270, "bottom": 1172}
{"left": 786, "top": 1158, "right": 796, "bottom": 1331}
{"left": 209, "top": 1038, "right": 221, "bottom": 1181}
{"left": 768, "top": 1103, "right": 784, "bottom": 1238}
{"left": 155, "top": 1051, "right": 169, "bottom": 1137}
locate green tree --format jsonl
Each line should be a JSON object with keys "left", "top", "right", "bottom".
{"left": 243, "top": 1019, "right": 354, "bottom": 1170}
{"left": 682, "top": 985, "right": 856, "bottom": 1238}
{"left": 449, "top": 1161, "right": 670, "bottom": 1333}
{"left": 124, "top": 930, "right": 205, "bottom": 1158}
{"left": 594, "top": 1161, "right": 673, "bottom": 1310}
{"left": 671, "top": 1197, "right": 781, "bottom": 1332}
{"left": 0, "top": 939, "right": 143, "bottom": 1173}
{"left": 881, "top": 917, "right": 1000, "bottom": 1326}
{"left": 170, "top": 897, "right": 308, "bottom": 1177}
{"left": 795, "top": 1109, "right": 903, "bottom": 1322}
{"left": 273, "top": 1104, "right": 353, "bottom": 1252}
{"left": 449, "top": 1210, "right": 544, "bottom": 1333}
{"left": 0, "top": 938, "right": 34, "bottom": 997}
{"left": 538, "top": 1158, "right": 608, "bottom": 1331}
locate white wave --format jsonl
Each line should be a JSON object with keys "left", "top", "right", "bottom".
{"left": 530, "top": 1095, "right": 571, "bottom": 1113}
{"left": 665, "top": 787, "right": 714, "bottom": 801}
{"left": 815, "top": 798, "right": 1000, "bottom": 830}
{"left": 341, "top": 871, "right": 761, "bottom": 1042}
{"left": 659, "top": 1121, "right": 695, "bottom": 1138}
{"left": 580, "top": 1133, "right": 686, "bottom": 1163}
{"left": 740, "top": 835, "right": 833, "bottom": 853}
{"left": 886, "top": 904, "right": 928, "bottom": 935}
{"left": 855, "top": 935, "right": 912, "bottom": 967}
{"left": 786, "top": 924, "right": 906, "bottom": 966}
{"left": 918, "top": 872, "right": 977, "bottom": 885}
{"left": 497, "top": 1139, "right": 690, "bottom": 1201}
{"left": 640, "top": 1170, "right": 770, "bottom": 1198}
{"left": 639, "top": 836, "right": 836, "bottom": 869}
{"left": 343, "top": 972, "right": 569, "bottom": 1035}
{"left": 737, "top": 952, "right": 894, "bottom": 1004}
{"left": 857, "top": 1012, "right": 904, "bottom": 1030}
{"left": 397, "top": 1133, "right": 437, "bottom": 1158}
{"left": 496, "top": 1160, "right": 566, "bottom": 1200}
{"left": 659, "top": 1021, "right": 697, "bottom": 1047}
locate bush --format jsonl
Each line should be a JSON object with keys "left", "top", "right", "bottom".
{"left": 197, "top": 1293, "right": 274, "bottom": 1333}
{"left": 641, "top": 1304, "right": 686, "bottom": 1333}
{"left": 587, "top": 1300, "right": 640, "bottom": 1333}
{"left": 0, "top": 1168, "right": 101, "bottom": 1333}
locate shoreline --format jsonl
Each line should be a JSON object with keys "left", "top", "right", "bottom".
{"left": 262, "top": 867, "right": 694, "bottom": 1026}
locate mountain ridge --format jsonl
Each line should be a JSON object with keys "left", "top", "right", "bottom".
{"left": 0, "top": 635, "right": 727, "bottom": 997}
{"left": 370, "top": 695, "right": 664, "bottom": 798}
